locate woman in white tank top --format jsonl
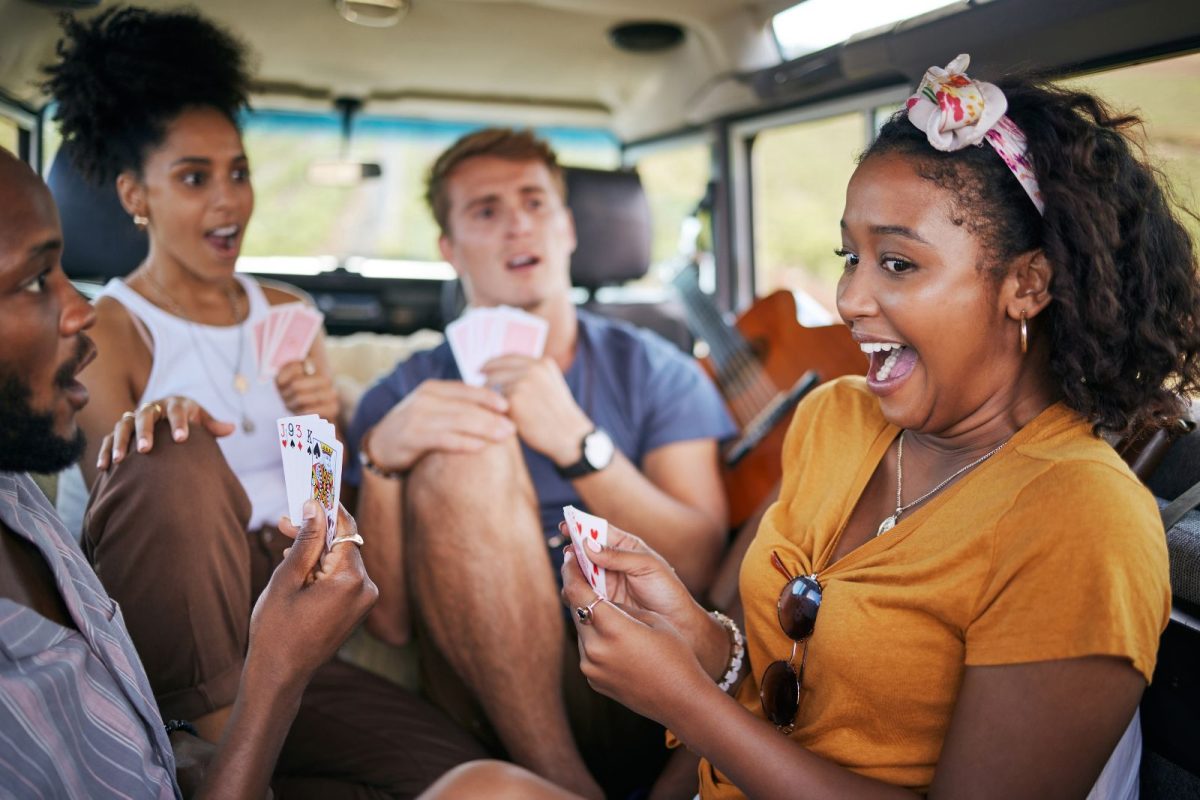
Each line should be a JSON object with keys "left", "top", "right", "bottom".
{"left": 70, "top": 101, "right": 339, "bottom": 532}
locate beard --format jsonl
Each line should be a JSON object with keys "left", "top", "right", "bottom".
{"left": 0, "top": 346, "right": 88, "bottom": 474}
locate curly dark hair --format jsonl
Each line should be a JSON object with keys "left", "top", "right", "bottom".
{"left": 42, "top": 5, "right": 253, "bottom": 185}
{"left": 865, "top": 74, "right": 1200, "bottom": 435}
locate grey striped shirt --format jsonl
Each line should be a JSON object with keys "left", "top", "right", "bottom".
{"left": 0, "top": 472, "right": 178, "bottom": 799}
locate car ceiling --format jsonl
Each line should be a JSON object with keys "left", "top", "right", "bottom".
{"left": 0, "top": 0, "right": 799, "bottom": 142}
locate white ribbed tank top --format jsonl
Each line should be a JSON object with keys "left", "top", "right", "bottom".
{"left": 96, "top": 275, "right": 291, "bottom": 530}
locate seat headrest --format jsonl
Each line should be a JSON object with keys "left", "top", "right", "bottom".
{"left": 46, "top": 143, "right": 148, "bottom": 281}
{"left": 565, "top": 166, "right": 651, "bottom": 291}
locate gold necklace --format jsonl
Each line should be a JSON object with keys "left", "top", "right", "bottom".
{"left": 875, "top": 430, "right": 1009, "bottom": 537}
{"left": 143, "top": 270, "right": 255, "bottom": 433}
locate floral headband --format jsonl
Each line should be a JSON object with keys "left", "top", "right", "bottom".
{"left": 905, "top": 54, "right": 1045, "bottom": 215}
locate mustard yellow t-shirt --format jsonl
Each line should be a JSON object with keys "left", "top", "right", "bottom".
{"left": 699, "top": 376, "right": 1170, "bottom": 798}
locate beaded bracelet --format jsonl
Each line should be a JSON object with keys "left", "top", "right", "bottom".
{"left": 359, "top": 430, "right": 404, "bottom": 480}
{"left": 710, "top": 610, "right": 745, "bottom": 693}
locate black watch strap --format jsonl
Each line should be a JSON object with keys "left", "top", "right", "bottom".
{"left": 557, "top": 428, "right": 611, "bottom": 478}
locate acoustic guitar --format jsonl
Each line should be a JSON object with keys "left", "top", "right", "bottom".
{"left": 672, "top": 266, "right": 866, "bottom": 528}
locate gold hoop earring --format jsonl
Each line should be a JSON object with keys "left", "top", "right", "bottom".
{"left": 1020, "top": 311, "right": 1029, "bottom": 355}
{"left": 133, "top": 214, "right": 149, "bottom": 230}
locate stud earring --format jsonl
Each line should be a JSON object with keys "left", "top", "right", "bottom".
{"left": 133, "top": 214, "right": 149, "bottom": 230}
{"left": 1020, "top": 310, "right": 1029, "bottom": 355}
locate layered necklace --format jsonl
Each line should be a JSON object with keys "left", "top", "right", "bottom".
{"left": 144, "top": 270, "right": 255, "bottom": 433}
{"left": 875, "top": 430, "right": 1009, "bottom": 537}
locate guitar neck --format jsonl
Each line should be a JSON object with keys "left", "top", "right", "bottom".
{"left": 671, "top": 267, "right": 776, "bottom": 414}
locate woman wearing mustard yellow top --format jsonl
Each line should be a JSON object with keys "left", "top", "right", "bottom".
{"left": 419, "top": 58, "right": 1198, "bottom": 800}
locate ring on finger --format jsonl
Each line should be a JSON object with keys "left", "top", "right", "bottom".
{"left": 329, "top": 533, "right": 364, "bottom": 547}
{"left": 120, "top": 411, "right": 136, "bottom": 423}
{"left": 137, "top": 401, "right": 164, "bottom": 419}
{"left": 575, "top": 595, "right": 604, "bottom": 626}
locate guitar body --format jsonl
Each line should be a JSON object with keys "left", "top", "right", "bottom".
{"left": 699, "top": 290, "right": 866, "bottom": 527}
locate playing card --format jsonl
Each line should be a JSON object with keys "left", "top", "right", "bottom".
{"left": 268, "top": 306, "right": 323, "bottom": 375}
{"left": 308, "top": 433, "right": 342, "bottom": 549}
{"left": 446, "top": 306, "right": 548, "bottom": 385}
{"left": 563, "top": 504, "right": 608, "bottom": 597}
{"left": 495, "top": 307, "right": 548, "bottom": 358}
{"left": 446, "top": 315, "right": 485, "bottom": 386}
{"left": 254, "top": 304, "right": 324, "bottom": 379}
{"left": 277, "top": 414, "right": 342, "bottom": 548}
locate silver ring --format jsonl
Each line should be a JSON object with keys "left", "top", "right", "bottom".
{"left": 120, "top": 411, "right": 136, "bottom": 422}
{"left": 329, "top": 533, "right": 364, "bottom": 548}
{"left": 574, "top": 595, "right": 604, "bottom": 625}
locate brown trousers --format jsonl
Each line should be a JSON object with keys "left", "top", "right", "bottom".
{"left": 84, "top": 422, "right": 486, "bottom": 799}
{"left": 414, "top": 571, "right": 671, "bottom": 799}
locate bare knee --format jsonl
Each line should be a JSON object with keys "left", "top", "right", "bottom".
{"left": 407, "top": 437, "right": 530, "bottom": 515}
{"left": 422, "top": 760, "right": 577, "bottom": 800}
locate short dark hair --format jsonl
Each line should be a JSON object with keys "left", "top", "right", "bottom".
{"left": 864, "top": 75, "right": 1200, "bottom": 436}
{"left": 42, "top": 5, "right": 254, "bottom": 185}
{"left": 426, "top": 127, "right": 565, "bottom": 237}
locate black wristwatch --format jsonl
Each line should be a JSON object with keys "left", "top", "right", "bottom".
{"left": 557, "top": 427, "right": 614, "bottom": 478}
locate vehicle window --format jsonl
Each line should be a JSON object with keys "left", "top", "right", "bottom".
{"left": 627, "top": 138, "right": 711, "bottom": 287}
{"left": 0, "top": 114, "right": 17, "bottom": 155}
{"left": 239, "top": 110, "right": 619, "bottom": 277}
{"left": 772, "top": 0, "right": 957, "bottom": 61}
{"left": 1, "top": 99, "right": 37, "bottom": 166}
{"left": 1059, "top": 51, "right": 1200, "bottom": 243}
{"left": 751, "top": 110, "right": 868, "bottom": 323}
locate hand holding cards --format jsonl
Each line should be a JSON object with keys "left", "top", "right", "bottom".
{"left": 254, "top": 304, "right": 324, "bottom": 379}
{"left": 278, "top": 415, "right": 342, "bottom": 549}
{"left": 446, "top": 306, "right": 549, "bottom": 386}
{"left": 563, "top": 505, "right": 608, "bottom": 597}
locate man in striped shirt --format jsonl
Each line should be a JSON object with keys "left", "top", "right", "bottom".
{"left": 0, "top": 148, "right": 380, "bottom": 798}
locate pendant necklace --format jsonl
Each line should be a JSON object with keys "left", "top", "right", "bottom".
{"left": 875, "top": 430, "right": 1009, "bottom": 537}
{"left": 144, "top": 271, "right": 255, "bottom": 433}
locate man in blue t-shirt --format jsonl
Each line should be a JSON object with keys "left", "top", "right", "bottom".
{"left": 348, "top": 128, "right": 734, "bottom": 799}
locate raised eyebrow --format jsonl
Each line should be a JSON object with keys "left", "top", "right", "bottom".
{"left": 28, "top": 238, "right": 62, "bottom": 261}
{"left": 463, "top": 194, "right": 499, "bottom": 212}
{"left": 871, "top": 224, "right": 931, "bottom": 245}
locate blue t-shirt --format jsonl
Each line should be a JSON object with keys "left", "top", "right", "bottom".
{"left": 348, "top": 310, "right": 736, "bottom": 569}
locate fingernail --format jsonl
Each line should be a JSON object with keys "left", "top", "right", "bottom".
{"left": 303, "top": 500, "right": 318, "bottom": 520}
{"left": 173, "top": 428, "right": 186, "bottom": 442}
{"left": 586, "top": 538, "right": 602, "bottom": 553}
{"left": 137, "top": 438, "right": 149, "bottom": 452}
{"left": 96, "top": 456, "right": 104, "bottom": 468}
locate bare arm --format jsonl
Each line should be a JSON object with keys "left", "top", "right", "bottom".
{"left": 355, "top": 468, "right": 409, "bottom": 645}
{"left": 77, "top": 297, "right": 148, "bottom": 487}
{"left": 197, "top": 504, "right": 378, "bottom": 799}
{"left": 561, "top": 536, "right": 1143, "bottom": 799}
{"left": 484, "top": 354, "right": 728, "bottom": 594}
{"left": 645, "top": 652, "right": 1140, "bottom": 799}
{"left": 572, "top": 440, "right": 726, "bottom": 594}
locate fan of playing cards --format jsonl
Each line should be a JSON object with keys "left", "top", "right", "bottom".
{"left": 254, "top": 304, "right": 324, "bottom": 379}
{"left": 278, "top": 415, "right": 342, "bottom": 548}
{"left": 563, "top": 505, "right": 608, "bottom": 597}
{"left": 446, "top": 306, "right": 549, "bottom": 386}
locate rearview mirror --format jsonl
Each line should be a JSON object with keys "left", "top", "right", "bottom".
{"left": 306, "top": 159, "right": 384, "bottom": 186}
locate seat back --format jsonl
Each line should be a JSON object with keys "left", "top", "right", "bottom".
{"left": 564, "top": 166, "right": 692, "bottom": 352}
{"left": 1139, "top": 424, "right": 1200, "bottom": 798}
{"left": 46, "top": 143, "right": 148, "bottom": 281}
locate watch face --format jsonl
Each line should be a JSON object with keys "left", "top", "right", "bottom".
{"left": 583, "top": 429, "right": 614, "bottom": 470}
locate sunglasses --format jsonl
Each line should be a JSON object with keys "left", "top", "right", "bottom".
{"left": 759, "top": 550, "right": 823, "bottom": 733}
